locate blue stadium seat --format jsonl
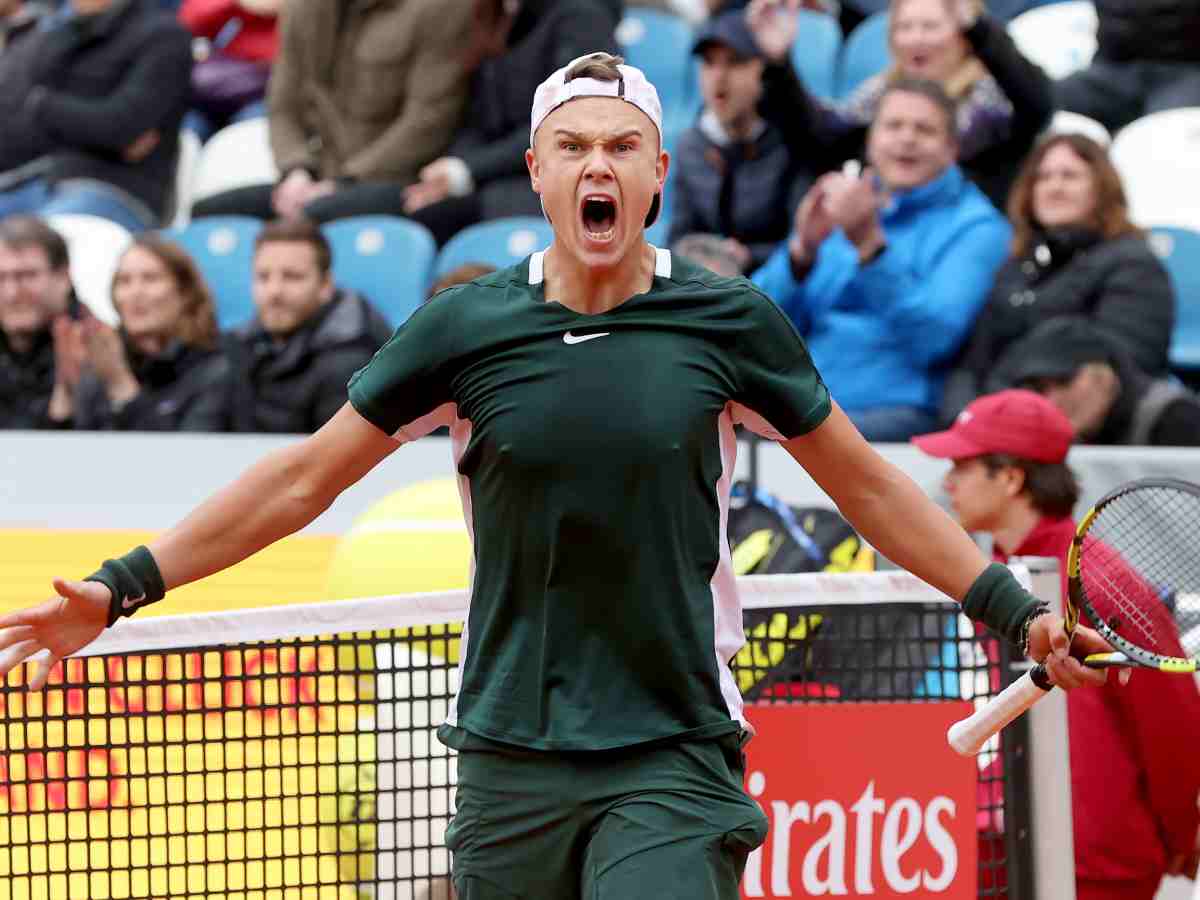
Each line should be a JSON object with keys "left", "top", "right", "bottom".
{"left": 645, "top": 213, "right": 672, "bottom": 248}
{"left": 837, "top": 12, "right": 890, "bottom": 99}
{"left": 1149, "top": 227, "right": 1200, "bottom": 371}
{"left": 164, "top": 216, "right": 262, "bottom": 330}
{"left": 792, "top": 9, "right": 842, "bottom": 100}
{"left": 617, "top": 7, "right": 696, "bottom": 131}
{"left": 323, "top": 216, "right": 436, "bottom": 327}
{"left": 434, "top": 217, "right": 555, "bottom": 279}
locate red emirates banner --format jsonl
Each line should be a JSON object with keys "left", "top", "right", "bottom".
{"left": 741, "top": 703, "right": 979, "bottom": 898}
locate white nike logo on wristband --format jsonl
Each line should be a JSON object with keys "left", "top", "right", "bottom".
{"left": 122, "top": 595, "right": 146, "bottom": 610}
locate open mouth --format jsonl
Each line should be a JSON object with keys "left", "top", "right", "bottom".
{"left": 580, "top": 196, "right": 617, "bottom": 242}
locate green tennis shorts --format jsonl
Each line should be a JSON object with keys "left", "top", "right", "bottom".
{"left": 443, "top": 728, "right": 768, "bottom": 900}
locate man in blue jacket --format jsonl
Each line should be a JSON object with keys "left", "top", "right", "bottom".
{"left": 753, "top": 77, "right": 1009, "bottom": 442}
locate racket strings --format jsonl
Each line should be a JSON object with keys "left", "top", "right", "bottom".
{"left": 1080, "top": 486, "right": 1200, "bottom": 661}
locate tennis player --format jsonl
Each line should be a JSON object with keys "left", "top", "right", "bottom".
{"left": 0, "top": 44, "right": 1114, "bottom": 900}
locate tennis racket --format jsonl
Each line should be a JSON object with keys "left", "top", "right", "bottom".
{"left": 948, "top": 477, "right": 1200, "bottom": 756}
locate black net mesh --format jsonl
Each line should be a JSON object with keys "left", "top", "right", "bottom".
{"left": 0, "top": 603, "right": 1020, "bottom": 899}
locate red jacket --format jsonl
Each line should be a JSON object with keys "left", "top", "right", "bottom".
{"left": 179, "top": 0, "right": 279, "bottom": 63}
{"left": 997, "top": 516, "right": 1200, "bottom": 882}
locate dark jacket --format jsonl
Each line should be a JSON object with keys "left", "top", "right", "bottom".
{"left": 669, "top": 113, "right": 809, "bottom": 272}
{"left": 0, "top": 292, "right": 89, "bottom": 429}
{"left": 73, "top": 339, "right": 233, "bottom": 432}
{"left": 228, "top": 290, "right": 393, "bottom": 434}
{"left": 941, "top": 228, "right": 1175, "bottom": 424}
{"left": 449, "top": 0, "right": 618, "bottom": 219}
{"left": 987, "top": 318, "right": 1200, "bottom": 447}
{"left": 1093, "top": 0, "right": 1200, "bottom": 65}
{"left": 0, "top": 328, "right": 55, "bottom": 429}
{"left": 791, "top": 15, "right": 1054, "bottom": 207}
{"left": 0, "top": 0, "right": 193, "bottom": 222}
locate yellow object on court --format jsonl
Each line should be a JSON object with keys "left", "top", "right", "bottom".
{"left": 325, "top": 478, "right": 471, "bottom": 668}
{"left": 0, "top": 528, "right": 358, "bottom": 900}
{"left": 325, "top": 477, "right": 472, "bottom": 600}
{"left": 0, "top": 529, "right": 338, "bottom": 616}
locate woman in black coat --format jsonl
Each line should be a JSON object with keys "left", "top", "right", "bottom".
{"left": 940, "top": 132, "right": 1175, "bottom": 425}
{"left": 48, "top": 234, "right": 233, "bottom": 431}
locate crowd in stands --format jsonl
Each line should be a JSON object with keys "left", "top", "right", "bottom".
{"left": 2, "top": 0, "right": 1200, "bottom": 448}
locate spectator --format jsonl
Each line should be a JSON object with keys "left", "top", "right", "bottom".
{"left": 987, "top": 318, "right": 1200, "bottom": 446}
{"left": 46, "top": 235, "right": 234, "bottom": 431}
{"left": 1057, "top": 0, "right": 1200, "bottom": 134}
{"left": 399, "top": 0, "right": 619, "bottom": 246}
{"left": 672, "top": 233, "right": 745, "bottom": 277}
{"left": 178, "top": 0, "right": 281, "bottom": 140}
{"left": 427, "top": 262, "right": 497, "bottom": 300}
{"left": 0, "top": 0, "right": 194, "bottom": 230}
{"left": 753, "top": 78, "right": 1009, "bottom": 441}
{"left": 913, "top": 388, "right": 1200, "bottom": 900}
{"left": 667, "top": 10, "right": 813, "bottom": 275}
{"left": 941, "top": 133, "right": 1174, "bottom": 424}
{"left": 635, "top": 0, "right": 725, "bottom": 23}
{"left": 191, "top": 0, "right": 475, "bottom": 225}
{"left": 0, "top": 215, "right": 86, "bottom": 429}
{"left": 227, "top": 219, "right": 393, "bottom": 433}
{"left": 746, "top": 0, "right": 1055, "bottom": 206}
{"left": 0, "top": 0, "right": 49, "bottom": 55}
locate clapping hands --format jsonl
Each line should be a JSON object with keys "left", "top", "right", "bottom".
{"left": 789, "top": 167, "right": 887, "bottom": 267}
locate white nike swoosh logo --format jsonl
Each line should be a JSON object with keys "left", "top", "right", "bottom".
{"left": 563, "top": 331, "right": 610, "bottom": 345}
{"left": 122, "top": 595, "right": 146, "bottom": 609}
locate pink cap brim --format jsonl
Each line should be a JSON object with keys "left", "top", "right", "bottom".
{"left": 910, "top": 429, "right": 986, "bottom": 459}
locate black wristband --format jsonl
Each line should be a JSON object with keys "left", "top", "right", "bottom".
{"left": 84, "top": 545, "right": 166, "bottom": 627}
{"left": 962, "top": 562, "right": 1041, "bottom": 645}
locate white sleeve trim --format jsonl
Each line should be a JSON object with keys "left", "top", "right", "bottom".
{"left": 394, "top": 402, "right": 457, "bottom": 443}
{"left": 728, "top": 401, "right": 788, "bottom": 441}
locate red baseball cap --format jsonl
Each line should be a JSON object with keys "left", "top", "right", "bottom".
{"left": 911, "top": 389, "right": 1074, "bottom": 463}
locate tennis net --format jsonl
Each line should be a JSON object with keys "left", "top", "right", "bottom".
{"left": 0, "top": 571, "right": 1038, "bottom": 900}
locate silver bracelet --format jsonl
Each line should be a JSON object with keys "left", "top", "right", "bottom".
{"left": 1019, "top": 603, "right": 1052, "bottom": 658}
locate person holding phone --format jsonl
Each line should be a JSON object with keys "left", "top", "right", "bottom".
{"left": 753, "top": 77, "right": 1008, "bottom": 441}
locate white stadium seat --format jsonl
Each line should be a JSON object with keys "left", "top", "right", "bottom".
{"left": 42, "top": 214, "right": 133, "bottom": 326}
{"left": 170, "top": 128, "right": 203, "bottom": 228}
{"left": 1043, "top": 110, "right": 1111, "bottom": 146}
{"left": 190, "top": 117, "right": 279, "bottom": 206}
{"left": 1007, "top": 2, "right": 1096, "bottom": 79}
{"left": 1110, "top": 107, "right": 1200, "bottom": 230}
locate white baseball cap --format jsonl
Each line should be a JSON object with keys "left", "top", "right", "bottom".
{"left": 529, "top": 52, "right": 663, "bottom": 147}
{"left": 529, "top": 52, "right": 665, "bottom": 227}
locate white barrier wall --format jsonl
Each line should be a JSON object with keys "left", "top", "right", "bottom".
{"left": 3, "top": 431, "right": 1200, "bottom": 533}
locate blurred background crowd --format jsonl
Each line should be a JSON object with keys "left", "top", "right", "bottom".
{"left": 2, "top": 0, "right": 1200, "bottom": 446}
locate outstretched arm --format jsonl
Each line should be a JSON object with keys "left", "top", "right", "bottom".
{"left": 783, "top": 403, "right": 1109, "bottom": 689}
{"left": 783, "top": 403, "right": 988, "bottom": 600}
{"left": 0, "top": 404, "right": 399, "bottom": 688}
{"left": 148, "top": 404, "right": 397, "bottom": 587}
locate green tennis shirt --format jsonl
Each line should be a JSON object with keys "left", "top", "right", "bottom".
{"left": 348, "top": 248, "right": 831, "bottom": 750}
